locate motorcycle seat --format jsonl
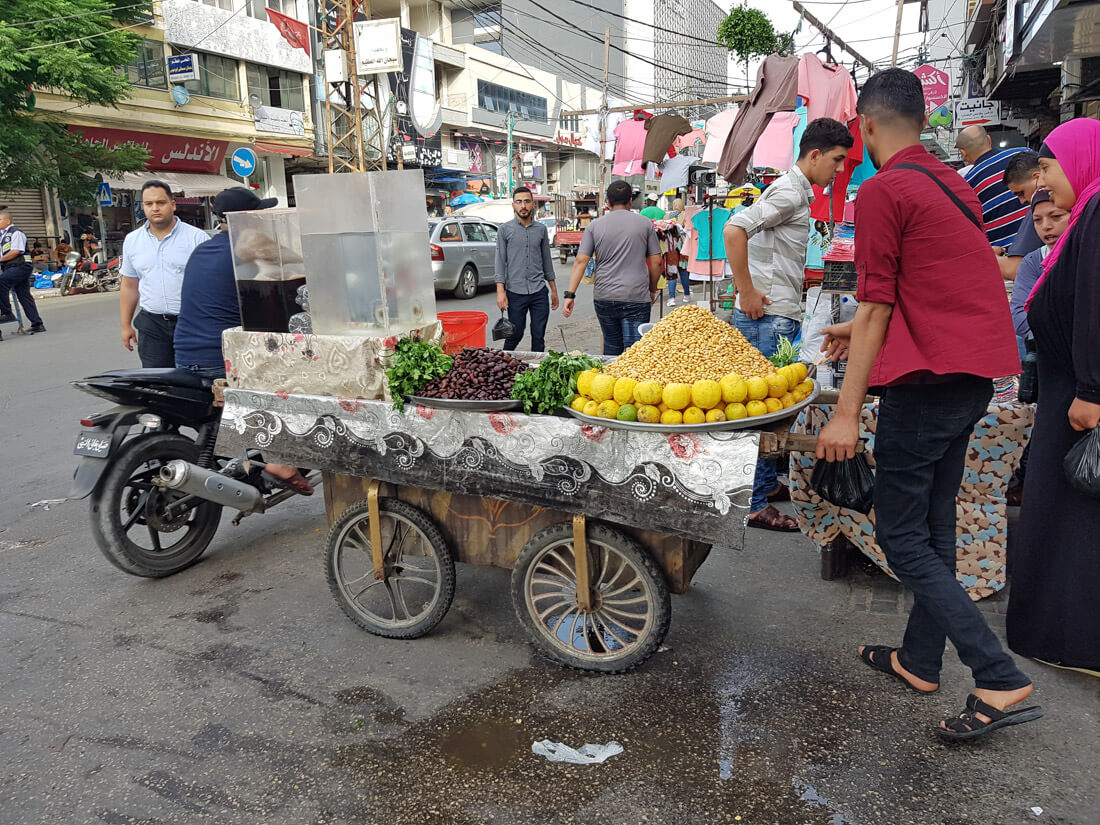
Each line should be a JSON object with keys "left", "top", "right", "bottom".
{"left": 100, "top": 368, "right": 217, "bottom": 390}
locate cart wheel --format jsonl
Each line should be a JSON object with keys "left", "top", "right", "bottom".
{"left": 559, "top": 248, "right": 568, "bottom": 263}
{"left": 511, "top": 522, "right": 671, "bottom": 673}
{"left": 326, "top": 498, "right": 456, "bottom": 639}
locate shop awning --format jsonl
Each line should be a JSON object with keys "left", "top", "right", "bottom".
{"left": 100, "top": 171, "right": 242, "bottom": 197}
{"left": 255, "top": 141, "right": 313, "bottom": 157}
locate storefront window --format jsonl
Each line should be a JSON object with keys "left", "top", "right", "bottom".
{"left": 177, "top": 51, "right": 241, "bottom": 101}
{"left": 246, "top": 64, "right": 306, "bottom": 112}
{"left": 124, "top": 39, "right": 167, "bottom": 89}
{"left": 246, "top": 0, "right": 295, "bottom": 18}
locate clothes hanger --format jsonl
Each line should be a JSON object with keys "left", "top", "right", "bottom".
{"left": 817, "top": 40, "right": 837, "bottom": 67}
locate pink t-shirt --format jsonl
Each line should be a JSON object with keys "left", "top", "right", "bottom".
{"left": 797, "top": 54, "right": 858, "bottom": 124}
{"left": 675, "top": 128, "right": 706, "bottom": 152}
{"left": 752, "top": 112, "right": 801, "bottom": 171}
{"left": 702, "top": 108, "right": 739, "bottom": 164}
{"left": 612, "top": 119, "right": 648, "bottom": 176}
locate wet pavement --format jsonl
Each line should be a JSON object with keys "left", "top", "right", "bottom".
{"left": 1, "top": 293, "right": 1097, "bottom": 825}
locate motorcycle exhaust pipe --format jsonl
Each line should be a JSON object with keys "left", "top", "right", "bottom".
{"left": 158, "top": 460, "right": 264, "bottom": 513}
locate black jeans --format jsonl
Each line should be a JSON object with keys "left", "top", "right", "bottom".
{"left": 0, "top": 265, "right": 43, "bottom": 326}
{"left": 593, "top": 299, "right": 651, "bottom": 356}
{"left": 504, "top": 287, "right": 550, "bottom": 351}
{"left": 874, "top": 375, "right": 1030, "bottom": 690}
{"left": 133, "top": 310, "right": 178, "bottom": 369}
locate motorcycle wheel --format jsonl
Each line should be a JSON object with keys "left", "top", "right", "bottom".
{"left": 90, "top": 433, "right": 223, "bottom": 577}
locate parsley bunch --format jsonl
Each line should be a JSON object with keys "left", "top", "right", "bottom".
{"left": 386, "top": 338, "right": 453, "bottom": 412}
{"left": 511, "top": 351, "right": 602, "bottom": 415}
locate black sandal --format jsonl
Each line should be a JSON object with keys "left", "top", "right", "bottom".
{"left": 937, "top": 693, "right": 1043, "bottom": 742}
{"left": 859, "top": 645, "right": 938, "bottom": 694}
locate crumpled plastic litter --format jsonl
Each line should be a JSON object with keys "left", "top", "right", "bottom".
{"left": 1030, "top": 808, "right": 1043, "bottom": 817}
{"left": 531, "top": 739, "right": 623, "bottom": 764}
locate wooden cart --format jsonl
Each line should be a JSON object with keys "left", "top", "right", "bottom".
{"left": 555, "top": 229, "right": 585, "bottom": 263}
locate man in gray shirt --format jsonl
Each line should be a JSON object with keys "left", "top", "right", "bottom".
{"left": 494, "top": 187, "right": 558, "bottom": 351}
{"left": 561, "top": 180, "right": 662, "bottom": 355}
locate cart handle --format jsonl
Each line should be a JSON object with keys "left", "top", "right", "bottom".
{"left": 572, "top": 514, "right": 593, "bottom": 611}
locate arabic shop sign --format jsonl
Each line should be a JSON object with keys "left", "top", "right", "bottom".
{"left": 554, "top": 131, "right": 583, "bottom": 147}
{"left": 69, "top": 125, "right": 228, "bottom": 174}
{"left": 914, "top": 64, "right": 949, "bottom": 115}
{"left": 955, "top": 97, "right": 1001, "bottom": 128}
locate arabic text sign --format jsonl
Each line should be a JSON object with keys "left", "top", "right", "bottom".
{"left": 955, "top": 97, "right": 1001, "bottom": 128}
{"left": 914, "top": 64, "right": 949, "bottom": 115}
{"left": 354, "top": 18, "right": 402, "bottom": 75}
{"left": 70, "top": 126, "right": 227, "bottom": 174}
{"left": 167, "top": 54, "right": 200, "bottom": 83}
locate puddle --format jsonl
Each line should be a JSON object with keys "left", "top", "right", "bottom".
{"left": 437, "top": 719, "right": 525, "bottom": 771}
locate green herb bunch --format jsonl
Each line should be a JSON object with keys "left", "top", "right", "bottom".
{"left": 511, "top": 351, "right": 602, "bottom": 415}
{"left": 386, "top": 338, "right": 453, "bottom": 412}
{"left": 768, "top": 336, "right": 800, "bottom": 368}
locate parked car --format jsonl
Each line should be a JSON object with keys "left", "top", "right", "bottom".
{"left": 537, "top": 216, "right": 557, "bottom": 246}
{"left": 428, "top": 217, "right": 499, "bottom": 299}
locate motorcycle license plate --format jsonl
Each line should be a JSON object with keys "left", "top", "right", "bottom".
{"left": 74, "top": 431, "right": 111, "bottom": 458}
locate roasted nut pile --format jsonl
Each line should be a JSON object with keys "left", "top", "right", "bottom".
{"left": 604, "top": 305, "right": 777, "bottom": 383}
{"left": 417, "top": 347, "right": 529, "bottom": 400}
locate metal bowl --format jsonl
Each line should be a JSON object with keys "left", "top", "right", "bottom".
{"left": 405, "top": 395, "right": 523, "bottom": 412}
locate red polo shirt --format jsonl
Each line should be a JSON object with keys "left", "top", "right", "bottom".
{"left": 855, "top": 145, "right": 1021, "bottom": 386}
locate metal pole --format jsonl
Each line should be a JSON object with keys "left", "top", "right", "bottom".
{"left": 507, "top": 112, "right": 515, "bottom": 193}
{"left": 891, "top": 0, "right": 906, "bottom": 66}
{"left": 597, "top": 27, "right": 610, "bottom": 214}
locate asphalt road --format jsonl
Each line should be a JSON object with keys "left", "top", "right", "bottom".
{"left": 0, "top": 288, "right": 1096, "bottom": 825}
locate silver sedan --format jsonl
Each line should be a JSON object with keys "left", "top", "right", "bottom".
{"left": 429, "top": 217, "right": 499, "bottom": 300}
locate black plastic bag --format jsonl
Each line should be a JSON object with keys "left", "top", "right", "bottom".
{"left": 492, "top": 309, "right": 516, "bottom": 342}
{"left": 1064, "top": 427, "right": 1100, "bottom": 498}
{"left": 810, "top": 454, "right": 875, "bottom": 514}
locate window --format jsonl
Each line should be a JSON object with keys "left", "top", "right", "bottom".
{"left": 559, "top": 114, "right": 580, "bottom": 133}
{"left": 439, "top": 223, "right": 461, "bottom": 243}
{"left": 124, "top": 39, "right": 167, "bottom": 89}
{"left": 246, "top": 0, "right": 296, "bottom": 19}
{"left": 201, "top": 0, "right": 233, "bottom": 10}
{"left": 477, "top": 80, "right": 547, "bottom": 123}
{"left": 176, "top": 51, "right": 240, "bottom": 101}
{"left": 482, "top": 224, "right": 498, "bottom": 242}
{"left": 462, "top": 223, "right": 487, "bottom": 243}
{"left": 247, "top": 64, "right": 306, "bottom": 111}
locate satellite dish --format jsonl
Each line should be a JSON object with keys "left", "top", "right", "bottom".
{"left": 171, "top": 85, "right": 191, "bottom": 106}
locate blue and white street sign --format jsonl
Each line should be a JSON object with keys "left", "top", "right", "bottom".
{"left": 230, "top": 147, "right": 258, "bottom": 178}
{"left": 167, "top": 54, "right": 200, "bottom": 83}
{"left": 97, "top": 182, "right": 113, "bottom": 206}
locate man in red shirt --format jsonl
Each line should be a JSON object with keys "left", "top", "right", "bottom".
{"left": 816, "top": 69, "right": 1040, "bottom": 742}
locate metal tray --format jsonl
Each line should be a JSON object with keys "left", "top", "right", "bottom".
{"left": 562, "top": 380, "right": 821, "bottom": 433}
{"left": 405, "top": 395, "right": 523, "bottom": 412}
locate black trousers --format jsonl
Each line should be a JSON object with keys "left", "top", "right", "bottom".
{"left": 134, "top": 310, "right": 178, "bottom": 368}
{"left": 503, "top": 287, "right": 550, "bottom": 352}
{"left": 0, "top": 265, "right": 43, "bottom": 326}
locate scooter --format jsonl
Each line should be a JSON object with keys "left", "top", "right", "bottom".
{"left": 69, "top": 368, "right": 319, "bottom": 577}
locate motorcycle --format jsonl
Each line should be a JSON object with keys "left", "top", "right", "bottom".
{"left": 58, "top": 251, "right": 121, "bottom": 296}
{"left": 69, "top": 368, "right": 319, "bottom": 577}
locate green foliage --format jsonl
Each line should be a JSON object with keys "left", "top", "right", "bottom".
{"left": 386, "top": 338, "right": 454, "bottom": 412}
{"left": 769, "top": 336, "right": 800, "bottom": 368}
{"left": 0, "top": 0, "right": 151, "bottom": 203}
{"left": 511, "top": 351, "right": 602, "bottom": 415}
{"left": 716, "top": 4, "right": 789, "bottom": 64}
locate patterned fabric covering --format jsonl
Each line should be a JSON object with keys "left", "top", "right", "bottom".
{"left": 217, "top": 390, "right": 760, "bottom": 547}
{"left": 790, "top": 402, "right": 1034, "bottom": 600}
{"left": 220, "top": 321, "right": 445, "bottom": 401}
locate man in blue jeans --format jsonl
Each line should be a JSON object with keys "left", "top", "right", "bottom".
{"left": 724, "top": 117, "right": 854, "bottom": 530}
{"left": 561, "top": 180, "right": 662, "bottom": 354}
{"left": 817, "top": 69, "right": 1037, "bottom": 741}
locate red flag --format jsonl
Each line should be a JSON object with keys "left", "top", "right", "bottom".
{"left": 265, "top": 7, "right": 310, "bottom": 56}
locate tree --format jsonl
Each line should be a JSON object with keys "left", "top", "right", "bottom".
{"left": 717, "top": 4, "right": 793, "bottom": 88}
{"left": 0, "top": 0, "right": 150, "bottom": 204}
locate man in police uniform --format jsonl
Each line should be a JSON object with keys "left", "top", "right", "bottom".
{"left": 0, "top": 207, "right": 46, "bottom": 336}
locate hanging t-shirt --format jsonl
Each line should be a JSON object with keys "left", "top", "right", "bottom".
{"left": 612, "top": 119, "right": 648, "bottom": 176}
{"left": 643, "top": 114, "right": 692, "bottom": 164}
{"left": 797, "top": 54, "right": 858, "bottom": 124}
{"left": 702, "top": 108, "right": 739, "bottom": 164}
{"left": 791, "top": 104, "right": 808, "bottom": 160}
{"left": 806, "top": 217, "right": 830, "bottom": 270}
{"left": 584, "top": 111, "right": 626, "bottom": 159}
{"left": 659, "top": 153, "right": 695, "bottom": 190}
{"left": 753, "top": 111, "right": 801, "bottom": 170}
{"left": 674, "top": 128, "right": 706, "bottom": 152}
{"left": 692, "top": 208, "right": 732, "bottom": 261}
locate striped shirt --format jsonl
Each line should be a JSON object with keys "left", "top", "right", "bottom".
{"left": 726, "top": 164, "right": 814, "bottom": 321}
{"left": 963, "top": 148, "right": 1029, "bottom": 247}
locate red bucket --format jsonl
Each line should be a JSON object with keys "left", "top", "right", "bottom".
{"left": 438, "top": 311, "right": 488, "bottom": 354}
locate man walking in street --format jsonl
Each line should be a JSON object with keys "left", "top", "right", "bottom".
{"left": 494, "top": 187, "right": 558, "bottom": 351}
{"left": 723, "top": 117, "right": 854, "bottom": 531}
{"left": 817, "top": 69, "right": 1039, "bottom": 742}
{"left": 956, "top": 125, "right": 1029, "bottom": 249}
{"left": 0, "top": 207, "right": 46, "bottom": 336}
{"left": 119, "top": 180, "right": 209, "bottom": 368}
{"left": 561, "top": 180, "right": 662, "bottom": 355}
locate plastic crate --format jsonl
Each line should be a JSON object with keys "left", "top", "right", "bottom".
{"left": 822, "top": 259, "right": 857, "bottom": 293}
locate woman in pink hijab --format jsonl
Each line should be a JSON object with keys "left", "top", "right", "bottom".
{"left": 1008, "top": 117, "right": 1100, "bottom": 676}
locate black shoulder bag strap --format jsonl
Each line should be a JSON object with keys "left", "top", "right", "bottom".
{"left": 895, "top": 162, "right": 982, "bottom": 232}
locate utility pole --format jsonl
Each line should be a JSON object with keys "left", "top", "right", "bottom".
{"left": 506, "top": 111, "right": 517, "bottom": 193}
{"left": 891, "top": 0, "right": 906, "bottom": 66}
{"left": 597, "top": 26, "right": 610, "bottom": 213}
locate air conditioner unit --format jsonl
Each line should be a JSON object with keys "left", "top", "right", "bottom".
{"left": 546, "top": 183, "right": 559, "bottom": 194}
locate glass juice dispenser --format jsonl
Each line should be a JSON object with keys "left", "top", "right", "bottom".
{"left": 294, "top": 170, "right": 437, "bottom": 336}
{"left": 226, "top": 208, "right": 307, "bottom": 333}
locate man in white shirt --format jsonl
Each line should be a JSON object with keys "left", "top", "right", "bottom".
{"left": 120, "top": 180, "right": 209, "bottom": 367}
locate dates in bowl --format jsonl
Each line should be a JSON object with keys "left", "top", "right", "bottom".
{"left": 417, "top": 348, "right": 529, "bottom": 401}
